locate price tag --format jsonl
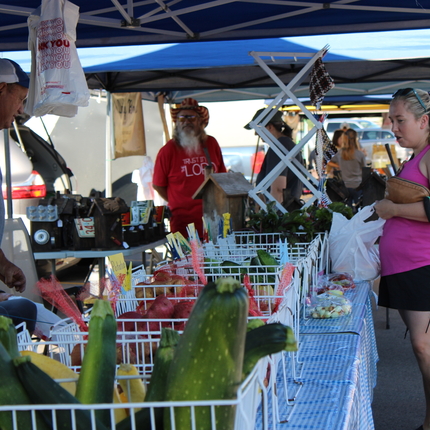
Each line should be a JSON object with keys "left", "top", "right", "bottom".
{"left": 74, "top": 218, "right": 95, "bottom": 238}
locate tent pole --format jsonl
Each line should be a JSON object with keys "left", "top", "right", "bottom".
{"left": 3, "top": 129, "right": 12, "bottom": 218}
{"left": 105, "top": 91, "right": 113, "bottom": 198}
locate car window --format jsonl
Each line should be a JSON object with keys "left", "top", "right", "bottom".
{"left": 380, "top": 130, "right": 395, "bottom": 139}
{"left": 326, "top": 123, "right": 341, "bottom": 132}
{"left": 361, "top": 131, "right": 378, "bottom": 140}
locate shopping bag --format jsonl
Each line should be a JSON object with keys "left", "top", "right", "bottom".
{"left": 26, "top": 0, "right": 90, "bottom": 117}
{"left": 329, "top": 204, "right": 385, "bottom": 281}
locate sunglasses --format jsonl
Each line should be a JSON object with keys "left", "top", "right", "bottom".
{"left": 177, "top": 114, "right": 198, "bottom": 122}
{"left": 392, "top": 88, "right": 427, "bottom": 112}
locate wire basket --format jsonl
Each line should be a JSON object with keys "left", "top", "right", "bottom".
{"left": 0, "top": 361, "right": 269, "bottom": 430}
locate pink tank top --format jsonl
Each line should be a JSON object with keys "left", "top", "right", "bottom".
{"left": 380, "top": 145, "right": 430, "bottom": 276}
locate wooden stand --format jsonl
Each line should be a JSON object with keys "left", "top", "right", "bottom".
{"left": 193, "top": 172, "right": 253, "bottom": 240}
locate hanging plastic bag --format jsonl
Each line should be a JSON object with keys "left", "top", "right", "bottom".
{"left": 329, "top": 204, "right": 385, "bottom": 281}
{"left": 26, "top": 0, "right": 90, "bottom": 117}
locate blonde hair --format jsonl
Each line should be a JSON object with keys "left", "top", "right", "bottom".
{"left": 341, "top": 129, "right": 359, "bottom": 161}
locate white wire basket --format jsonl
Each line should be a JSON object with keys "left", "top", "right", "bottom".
{"left": 0, "top": 360, "right": 269, "bottom": 430}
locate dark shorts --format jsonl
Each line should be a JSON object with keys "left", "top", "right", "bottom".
{"left": 0, "top": 299, "right": 37, "bottom": 334}
{"left": 379, "top": 265, "right": 430, "bottom": 311}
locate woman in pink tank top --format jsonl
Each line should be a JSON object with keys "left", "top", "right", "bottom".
{"left": 375, "top": 88, "right": 430, "bottom": 430}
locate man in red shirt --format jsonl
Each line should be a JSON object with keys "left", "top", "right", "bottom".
{"left": 153, "top": 98, "right": 226, "bottom": 238}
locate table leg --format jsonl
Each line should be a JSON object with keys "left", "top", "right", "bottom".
{"left": 98, "top": 257, "right": 106, "bottom": 281}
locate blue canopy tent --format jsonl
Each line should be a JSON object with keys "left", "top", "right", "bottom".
{"left": 82, "top": 35, "right": 430, "bottom": 103}
{"left": 1, "top": 1, "right": 430, "bottom": 51}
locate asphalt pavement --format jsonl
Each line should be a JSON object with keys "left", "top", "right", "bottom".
{"left": 372, "top": 298, "right": 424, "bottom": 430}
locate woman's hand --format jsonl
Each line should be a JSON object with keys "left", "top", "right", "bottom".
{"left": 375, "top": 199, "right": 397, "bottom": 220}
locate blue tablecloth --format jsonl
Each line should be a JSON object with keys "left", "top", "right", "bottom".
{"left": 255, "top": 281, "right": 378, "bottom": 429}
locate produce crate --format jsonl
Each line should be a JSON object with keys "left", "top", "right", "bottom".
{"left": 0, "top": 361, "right": 270, "bottom": 430}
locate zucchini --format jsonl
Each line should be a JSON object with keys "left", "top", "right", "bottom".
{"left": 145, "top": 327, "right": 180, "bottom": 402}
{"left": 20, "top": 350, "right": 78, "bottom": 395}
{"left": 75, "top": 299, "right": 117, "bottom": 427}
{"left": 246, "top": 318, "right": 265, "bottom": 332}
{"left": 242, "top": 323, "right": 297, "bottom": 379}
{"left": 256, "top": 249, "right": 279, "bottom": 286}
{"left": 164, "top": 276, "right": 249, "bottom": 430}
{"left": 0, "top": 343, "right": 49, "bottom": 430}
{"left": 13, "top": 355, "right": 109, "bottom": 430}
{"left": 0, "top": 315, "right": 20, "bottom": 359}
{"left": 115, "top": 327, "right": 180, "bottom": 430}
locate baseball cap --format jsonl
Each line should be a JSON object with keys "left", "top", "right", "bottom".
{"left": 244, "top": 108, "right": 284, "bottom": 129}
{"left": 0, "top": 59, "right": 29, "bottom": 88}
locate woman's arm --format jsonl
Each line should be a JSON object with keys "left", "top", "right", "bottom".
{"left": 375, "top": 199, "right": 428, "bottom": 222}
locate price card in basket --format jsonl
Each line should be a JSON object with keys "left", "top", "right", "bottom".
{"left": 74, "top": 217, "right": 95, "bottom": 238}
{"left": 108, "top": 253, "right": 132, "bottom": 291}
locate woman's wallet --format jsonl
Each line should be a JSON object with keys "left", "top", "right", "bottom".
{"left": 385, "top": 176, "right": 430, "bottom": 204}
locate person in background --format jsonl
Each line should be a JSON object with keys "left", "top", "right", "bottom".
{"left": 375, "top": 88, "right": 430, "bottom": 430}
{"left": 0, "top": 59, "right": 37, "bottom": 333}
{"left": 244, "top": 108, "right": 303, "bottom": 204}
{"left": 153, "top": 98, "right": 227, "bottom": 238}
{"left": 328, "top": 128, "right": 366, "bottom": 209}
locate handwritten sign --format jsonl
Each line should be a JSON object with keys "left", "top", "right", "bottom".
{"left": 108, "top": 253, "right": 132, "bottom": 291}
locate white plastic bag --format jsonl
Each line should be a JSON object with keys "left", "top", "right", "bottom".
{"left": 329, "top": 204, "right": 385, "bottom": 281}
{"left": 26, "top": 0, "right": 90, "bottom": 117}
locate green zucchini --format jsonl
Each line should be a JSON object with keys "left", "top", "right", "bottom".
{"left": 75, "top": 299, "right": 117, "bottom": 427}
{"left": 256, "top": 249, "right": 279, "bottom": 286}
{"left": 242, "top": 323, "right": 297, "bottom": 379}
{"left": 0, "top": 343, "right": 49, "bottom": 430}
{"left": 246, "top": 318, "right": 265, "bottom": 332}
{"left": 0, "top": 315, "right": 20, "bottom": 359}
{"left": 13, "top": 355, "right": 109, "bottom": 430}
{"left": 164, "top": 276, "right": 249, "bottom": 430}
{"left": 115, "top": 327, "right": 180, "bottom": 430}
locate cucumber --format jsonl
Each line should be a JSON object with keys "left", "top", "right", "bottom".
{"left": 115, "top": 327, "right": 180, "bottom": 430}
{"left": 242, "top": 323, "right": 297, "bottom": 378}
{"left": 75, "top": 299, "right": 117, "bottom": 427}
{"left": 13, "top": 355, "right": 109, "bottom": 430}
{"left": 164, "top": 276, "right": 249, "bottom": 430}
{"left": 0, "top": 343, "right": 49, "bottom": 430}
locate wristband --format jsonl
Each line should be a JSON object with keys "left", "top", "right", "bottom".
{"left": 424, "top": 197, "right": 430, "bottom": 222}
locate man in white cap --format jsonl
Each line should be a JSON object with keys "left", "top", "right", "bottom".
{"left": 153, "top": 98, "right": 226, "bottom": 238}
{"left": 0, "top": 59, "right": 37, "bottom": 332}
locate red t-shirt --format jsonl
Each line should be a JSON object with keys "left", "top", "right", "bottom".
{"left": 153, "top": 136, "right": 227, "bottom": 238}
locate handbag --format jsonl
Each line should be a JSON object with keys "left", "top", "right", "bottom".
{"left": 384, "top": 176, "right": 430, "bottom": 204}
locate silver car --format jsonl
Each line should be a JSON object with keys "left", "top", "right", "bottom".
{"left": 1, "top": 124, "right": 72, "bottom": 229}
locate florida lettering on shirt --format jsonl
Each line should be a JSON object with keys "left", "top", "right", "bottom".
{"left": 181, "top": 155, "right": 217, "bottom": 177}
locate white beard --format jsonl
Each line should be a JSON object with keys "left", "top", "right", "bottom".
{"left": 177, "top": 128, "right": 200, "bottom": 155}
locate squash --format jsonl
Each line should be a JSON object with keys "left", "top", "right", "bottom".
{"left": 163, "top": 276, "right": 249, "bottom": 430}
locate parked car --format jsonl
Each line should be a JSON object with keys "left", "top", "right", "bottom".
{"left": 324, "top": 118, "right": 379, "bottom": 139}
{"left": 1, "top": 123, "right": 73, "bottom": 229}
{"left": 357, "top": 128, "right": 412, "bottom": 166}
{"left": 221, "top": 144, "right": 268, "bottom": 182}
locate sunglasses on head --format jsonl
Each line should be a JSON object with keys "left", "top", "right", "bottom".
{"left": 392, "top": 88, "right": 427, "bottom": 112}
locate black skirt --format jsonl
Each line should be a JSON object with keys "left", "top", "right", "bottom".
{"left": 379, "top": 265, "right": 430, "bottom": 311}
